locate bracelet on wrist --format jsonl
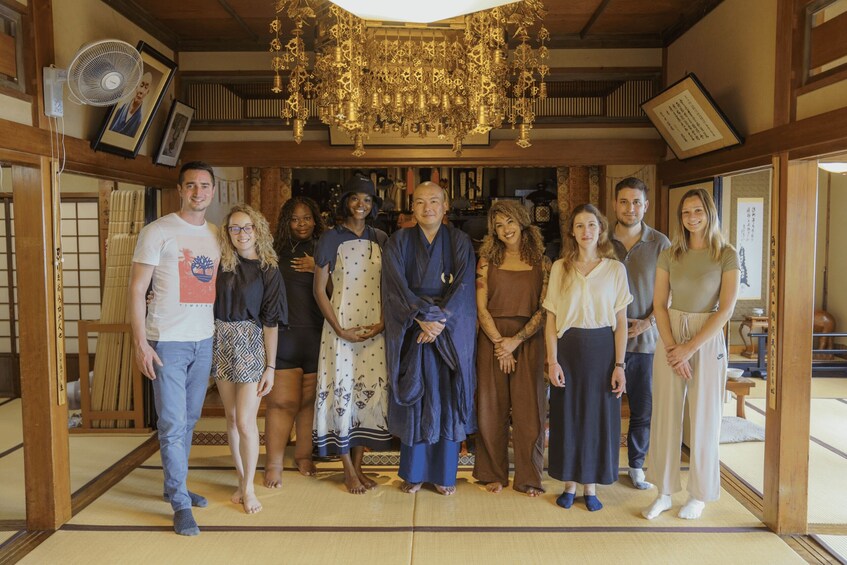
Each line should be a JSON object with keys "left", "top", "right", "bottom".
{"left": 266, "top": 365, "right": 275, "bottom": 370}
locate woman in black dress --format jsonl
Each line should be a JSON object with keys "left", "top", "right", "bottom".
{"left": 264, "top": 197, "right": 326, "bottom": 487}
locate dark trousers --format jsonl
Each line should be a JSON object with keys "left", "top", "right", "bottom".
{"left": 625, "top": 352, "right": 653, "bottom": 469}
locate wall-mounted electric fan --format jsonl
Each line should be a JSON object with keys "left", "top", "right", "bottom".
{"left": 43, "top": 39, "right": 143, "bottom": 117}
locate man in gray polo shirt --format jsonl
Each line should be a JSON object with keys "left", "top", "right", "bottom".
{"left": 611, "top": 177, "right": 671, "bottom": 490}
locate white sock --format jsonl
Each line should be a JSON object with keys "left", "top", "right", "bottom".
{"left": 678, "top": 497, "right": 705, "bottom": 520}
{"left": 642, "top": 494, "right": 672, "bottom": 520}
{"left": 628, "top": 468, "right": 653, "bottom": 490}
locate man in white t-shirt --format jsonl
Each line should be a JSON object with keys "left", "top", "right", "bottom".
{"left": 129, "top": 161, "right": 219, "bottom": 536}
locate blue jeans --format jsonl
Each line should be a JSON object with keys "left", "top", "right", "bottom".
{"left": 150, "top": 338, "right": 213, "bottom": 512}
{"left": 625, "top": 352, "right": 654, "bottom": 469}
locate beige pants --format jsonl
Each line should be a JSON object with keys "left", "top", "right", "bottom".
{"left": 646, "top": 309, "right": 726, "bottom": 502}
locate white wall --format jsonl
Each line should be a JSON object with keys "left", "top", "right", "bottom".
{"left": 666, "top": 0, "right": 777, "bottom": 136}
{"left": 815, "top": 170, "right": 847, "bottom": 337}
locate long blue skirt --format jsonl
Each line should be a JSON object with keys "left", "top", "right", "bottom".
{"left": 548, "top": 326, "right": 621, "bottom": 485}
{"left": 398, "top": 440, "right": 461, "bottom": 486}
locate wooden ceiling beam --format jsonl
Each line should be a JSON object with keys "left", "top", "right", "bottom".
{"left": 181, "top": 138, "right": 667, "bottom": 168}
{"left": 580, "top": 0, "right": 613, "bottom": 39}
{"left": 216, "top": 0, "right": 258, "bottom": 42}
{"left": 98, "top": 0, "right": 179, "bottom": 51}
{"left": 0, "top": 118, "right": 178, "bottom": 186}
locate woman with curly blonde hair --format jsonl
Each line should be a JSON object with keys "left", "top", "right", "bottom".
{"left": 473, "top": 200, "right": 551, "bottom": 496}
{"left": 213, "top": 204, "right": 286, "bottom": 514}
{"left": 543, "top": 203, "right": 631, "bottom": 511}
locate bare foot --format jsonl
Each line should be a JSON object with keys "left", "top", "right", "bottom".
{"left": 296, "top": 459, "right": 317, "bottom": 477}
{"left": 230, "top": 487, "right": 244, "bottom": 504}
{"left": 242, "top": 492, "right": 262, "bottom": 514}
{"left": 400, "top": 481, "right": 422, "bottom": 494}
{"left": 485, "top": 482, "right": 503, "bottom": 494}
{"left": 435, "top": 484, "right": 456, "bottom": 496}
{"left": 525, "top": 487, "right": 542, "bottom": 498}
{"left": 263, "top": 466, "right": 283, "bottom": 488}
{"left": 357, "top": 469, "right": 377, "bottom": 490}
{"left": 344, "top": 473, "right": 367, "bottom": 494}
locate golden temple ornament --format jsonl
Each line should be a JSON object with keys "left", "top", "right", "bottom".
{"left": 270, "top": 0, "right": 548, "bottom": 156}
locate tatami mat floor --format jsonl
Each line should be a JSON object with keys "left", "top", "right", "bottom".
{"left": 815, "top": 535, "right": 847, "bottom": 564}
{"left": 3, "top": 380, "right": 845, "bottom": 564}
{"left": 6, "top": 440, "right": 800, "bottom": 564}
{"left": 719, "top": 379, "right": 847, "bottom": 528}
{"left": 0, "top": 399, "right": 154, "bottom": 522}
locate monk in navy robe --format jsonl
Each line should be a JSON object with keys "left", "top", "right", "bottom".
{"left": 382, "top": 182, "right": 477, "bottom": 495}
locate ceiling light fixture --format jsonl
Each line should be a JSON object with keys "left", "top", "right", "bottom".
{"left": 818, "top": 162, "right": 847, "bottom": 174}
{"left": 329, "top": 0, "right": 522, "bottom": 24}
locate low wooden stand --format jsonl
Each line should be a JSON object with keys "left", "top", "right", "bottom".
{"left": 726, "top": 377, "right": 756, "bottom": 419}
{"left": 73, "top": 320, "right": 150, "bottom": 433}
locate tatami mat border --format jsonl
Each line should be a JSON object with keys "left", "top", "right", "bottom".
{"left": 59, "top": 523, "right": 770, "bottom": 534}
{"left": 0, "top": 398, "right": 15, "bottom": 408}
{"left": 745, "top": 400, "right": 847, "bottom": 460}
{"left": 0, "top": 443, "right": 22, "bottom": 460}
{"left": 810, "top": 534, "right": 847, "bottom": 565}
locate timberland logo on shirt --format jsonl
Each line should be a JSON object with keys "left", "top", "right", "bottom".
{"left": 190, "top": 255, "right": 215, "bottom": 282}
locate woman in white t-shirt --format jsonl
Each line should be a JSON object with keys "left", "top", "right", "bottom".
{"left": 543, "top": 203, "right": 632, "bottom": 511}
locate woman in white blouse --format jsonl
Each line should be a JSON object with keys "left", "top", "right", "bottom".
{"left": 543, "top": 203, "right": 632, "bottom": 511}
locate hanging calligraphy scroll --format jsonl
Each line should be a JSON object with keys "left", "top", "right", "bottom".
{"left": 641, "top": 73, "right": 743, "bottom": 160}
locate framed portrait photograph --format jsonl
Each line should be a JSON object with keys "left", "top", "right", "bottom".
{"left": 91, "top": 41, "right": 176, "bottom": 158}
{"left": 153, "top": 101, "right": 194, "bottom": 167}
{"left": 642, "top": 73, "right": 743, "bottom": 160}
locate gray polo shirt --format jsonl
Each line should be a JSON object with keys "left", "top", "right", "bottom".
{"left": 611, "top": 222, "right": 671, "bottom": 354}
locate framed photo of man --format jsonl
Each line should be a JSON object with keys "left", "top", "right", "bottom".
{"left": 153, "top": 101, "right": 194, "bottom": 167}
{"left": 91, "top": 41, "right": 176, "bottom": 158}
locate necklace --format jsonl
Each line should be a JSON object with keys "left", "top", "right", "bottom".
{"left": 290, "top": 238, "right": 310, "bottom": 254}
{"left": 574, "top": 258, "right": 600, "bottom": 276}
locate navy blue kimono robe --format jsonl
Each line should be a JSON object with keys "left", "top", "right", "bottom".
{"left": 382, "top": 224, "right": 477, "bottom": 451}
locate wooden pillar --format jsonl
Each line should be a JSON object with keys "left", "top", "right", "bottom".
{"left": 98, "top": 180, "right": 116, "bottom": 289}
{"left": 13, "top": 160, "right": 72, "bottom": 530}
{"left": 762, "top": 154, "right": 816, "bottom": 534}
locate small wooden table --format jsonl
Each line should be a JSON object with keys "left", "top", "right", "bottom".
{"left": 739, "top": 315, "right": 769, "bottom": 358}
{"left": 726, "top": 377, "right": 756, "bottom": 419}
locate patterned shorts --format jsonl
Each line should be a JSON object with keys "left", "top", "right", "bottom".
{"left": 212, "top": 320, "right": 265, "bottom": 383}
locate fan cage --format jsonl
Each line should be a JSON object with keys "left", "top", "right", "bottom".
{"left": 67, "top": 40, "right": 143, "bottom": 106}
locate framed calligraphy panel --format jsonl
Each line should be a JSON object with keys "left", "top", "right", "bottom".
{"left": 642, "top": 73, "right": 743, "bottom": 160}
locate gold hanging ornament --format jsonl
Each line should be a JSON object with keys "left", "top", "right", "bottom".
{"left": 270, "top": 0, "right": 548, "bottom": 156}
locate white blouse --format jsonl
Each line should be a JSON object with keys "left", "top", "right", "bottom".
{"left": 542, "top": 258, "right": 633, "bottom": 338}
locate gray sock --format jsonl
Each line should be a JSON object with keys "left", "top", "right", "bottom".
{"left": 163, "top": 491, "right": 208, "bottom": 508}
{"left": 628, "top": 468, "right": 653, "bottom": 490}
{"left": 173, "top": 508, "right": 200, "bottom": 536}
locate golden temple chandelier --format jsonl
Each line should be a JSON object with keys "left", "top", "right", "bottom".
{"left": 270, "top": 0, "right": 548, "bottom": 156}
